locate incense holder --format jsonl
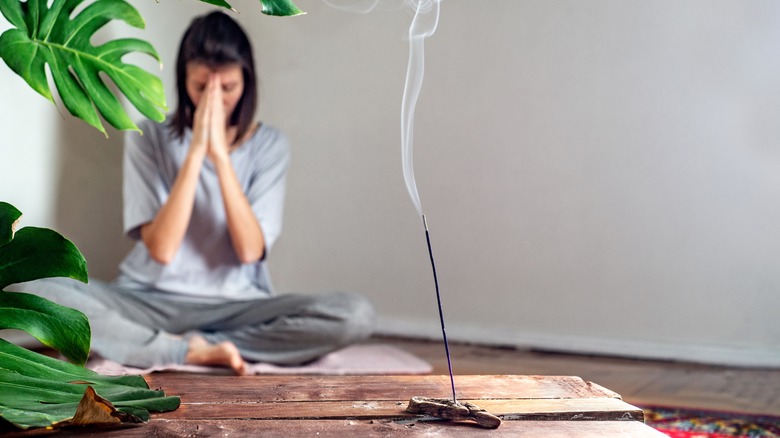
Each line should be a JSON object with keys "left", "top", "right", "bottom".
{"left": 406, "top": 396, "right": 502, "bottom": 429}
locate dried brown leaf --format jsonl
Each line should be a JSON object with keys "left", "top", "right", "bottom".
{"left": 69, "top": 386, "right": 142, "bottom": 426}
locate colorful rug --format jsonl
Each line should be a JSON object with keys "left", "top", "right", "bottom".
{"left": 642, "top": 406, "right": 780, "bottom": 438}
{"left": 87, "top": 343, "right": 433, "bottom": 376}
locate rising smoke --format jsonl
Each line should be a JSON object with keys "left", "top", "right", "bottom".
{"left": 401, "top": 0, "right": 440, "bottom": 216}
{"left": 322, "top": 0, "right": 442, "bottom": 217}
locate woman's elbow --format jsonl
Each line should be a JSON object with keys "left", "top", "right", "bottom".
{"left": 140, "top": 225, "right": 177, "bottom": 265}
{"left": 144, "top": 241, "right": 176, "bottom": 265}
{"left": 237, "top": 247, "right": 264, "bottom": 265}
{"left": 150, "top": 251, "right": 175, "bottom": 265}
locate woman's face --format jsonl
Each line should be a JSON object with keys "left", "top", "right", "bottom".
{"left": 186, "top": 62, "right": 245, "bottom": 122}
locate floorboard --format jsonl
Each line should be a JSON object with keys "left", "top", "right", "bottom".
{"left": 379, "top": 336, "right": 780, "bottom": 416}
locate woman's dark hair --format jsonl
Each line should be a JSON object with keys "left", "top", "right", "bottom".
{"left": 170, "top": 11, "right": 257, "bottom": 142}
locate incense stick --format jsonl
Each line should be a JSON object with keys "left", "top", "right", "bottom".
{"left": 422, "top": 214, "right": 457, "bottom": 404}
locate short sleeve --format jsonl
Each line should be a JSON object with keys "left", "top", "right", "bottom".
{"left": 246, "top": 128, "right": 290, "bottom": 253}
{"left": 123, "top": 123, "right": 170, "bottom": 240}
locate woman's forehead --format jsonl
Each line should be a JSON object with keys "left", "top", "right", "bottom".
{"left": 186, "top": 62, "right": 242, "bottom": 79}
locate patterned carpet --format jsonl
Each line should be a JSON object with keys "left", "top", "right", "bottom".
{"left": 643, "top": 406, "right": 780, "bottom": 438}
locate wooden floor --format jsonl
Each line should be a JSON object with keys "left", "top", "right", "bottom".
{"left": 9, "top": 337, "right": 777, "bottom": 436}
{"left": 379, "top": 336, "right": 780, "bottom": 417}
{"left": 136, "top": 374, "right": 664, "bottom": 437}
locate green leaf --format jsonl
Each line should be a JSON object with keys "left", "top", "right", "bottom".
{"left": 0, "top": 226, "right": 88, "bottom": 290}
{"left": 0, "top": 0, "right": 167, "bottom": 135}
{"left": 196, "top": 0, "right": 305, "bottom": 15}
{"left": 0, "top": 338, "right": 143, "bottom": 388}
{"left": 0, "top": 0, "right": 28, "bottom": 32}
{"left": 0, "top": 291, "right": 90, "bottom": 365}
{"left": 260, "top": 0, "right": 305, "bottom": 16}
{"left": 0, "top": 339, "right": 180, "bottom": 430}
{"left": 197, "top": 0, "right": 234, "bottom": 9}
{"left": 0, "top": 202, "right": 89, "bottom": 362}
{"left": 0, "top": 202, "right": 22, "bottom": 247}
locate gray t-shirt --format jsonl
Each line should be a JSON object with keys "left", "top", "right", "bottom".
{"left": 117, "top": 119, "right": 289, "bottom": 302}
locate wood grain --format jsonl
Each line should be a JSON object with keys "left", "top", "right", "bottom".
{"left": 143, "top": 374, "right": 622, "bottom": 402}
{"left": 7, "top": 375, "right": 663, "bottom": 437}
{"left": 9, "top": 419, "right": 667, "bottom": 437}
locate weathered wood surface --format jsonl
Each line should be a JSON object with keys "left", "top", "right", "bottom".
{"left": 152, "top": 396, "right": 642, "bottom": 421}
{"left": 19, "top": 419, "right": 668, "bottom": 437}
{"left": 7, "top": 375, "right": 667, "bottom": 437}
{"left": 144, "top": 374, "right": 623, "bottom": 402}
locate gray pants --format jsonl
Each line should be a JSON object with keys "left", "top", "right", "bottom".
{"left": 9, "top": 278, "right": 375, "bottom": 368}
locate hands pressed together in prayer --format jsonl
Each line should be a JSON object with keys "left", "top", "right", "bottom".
{"left": 141, "top": 62, "right": 263, "bottom": 266}
{"left": 190, "top": 72, "right": 236, "bottom": 164}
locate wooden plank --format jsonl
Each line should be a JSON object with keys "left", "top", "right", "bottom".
{"left": 143, "top": 374, "right": 623, "bottom": 403}
{"left": 6, "top": 375, "right": 662, "bottom": 437}
{"left": 26, "top": 419, "right": 666, "bottom": 437}
{"left": 158, "top": 398, "right": 643, "bottom": 422}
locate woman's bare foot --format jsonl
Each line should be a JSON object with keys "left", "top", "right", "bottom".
{"left": 185, "top": 335, "right": 247, "bottom": 375}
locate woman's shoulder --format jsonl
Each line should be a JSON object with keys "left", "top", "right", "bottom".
{"left": 254, "top": 122, "right": 286, "bottom": 142}
{"left": 138, "top": 117, "right": 178, "bottom": 140}
{"left": 240, "top": 123, "right": 290, "bottom": 170}
{"left": 128, "top": 117, "right": 186, "bottom": 151}
{"left": 247, "top": 123, "right": 290, "bottom": 153}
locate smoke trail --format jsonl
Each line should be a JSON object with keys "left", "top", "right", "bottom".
{"left": 400, "top": 3, "right": 456, "bottom": 403}
{"left": 401, "top": 0, "right": 440, "bottom": 216}
{"left": 321, "top": 0, "right": 440, "bottom": 215}
{"left": 324, "top": 0, "right": 454, "bottom": 402}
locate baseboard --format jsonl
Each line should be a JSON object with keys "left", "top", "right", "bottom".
{"left": 376, "top": 317, "right": 780, "bottom": 368}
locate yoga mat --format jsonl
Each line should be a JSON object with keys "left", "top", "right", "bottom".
{"left": 87, "top": 343, "right": 433, "bottom": 376}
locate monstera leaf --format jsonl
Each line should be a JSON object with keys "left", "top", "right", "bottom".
{"left": 0, "top": 226, "right": 88, "bottom": 289}
{"left": 0, "top": 0, "right": 303, "bottom": 135}
{"left": 0, "top": 202, "right": 89, "bottom": 365}
{"left": 0, "top": 0, "right": 167, "bottom": 135}
{"left": 0, "top": 202, "right": 179, "bottom": 430}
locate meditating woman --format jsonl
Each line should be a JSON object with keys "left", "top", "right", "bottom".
{"left": 11, "top": 11, "right": 375, "bottom": 374}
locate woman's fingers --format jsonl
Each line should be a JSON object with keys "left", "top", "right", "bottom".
{"left": 212, "top": 73, "right": 224, "bottom": 114}
{"left": 208, "top": 73, "right": 229, "bottom": 158}
{"left": 190, "top": 96, "right": 208, "bottom": 157}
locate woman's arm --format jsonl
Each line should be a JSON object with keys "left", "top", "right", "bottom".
{"left": 139, "top": 79, "right": 211, "bottom": 265}
{"left": 213, "top": 154, "right": 266, "bottom": 264}
{"left": 208, "top": 74, "right": 266, "bottom": 264}
{"left": 140, "top": 150, "right": 204, "bottom": 264}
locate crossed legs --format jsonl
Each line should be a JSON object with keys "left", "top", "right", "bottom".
{"left": 8, "top": 278, "right": 375, "bottom": 374}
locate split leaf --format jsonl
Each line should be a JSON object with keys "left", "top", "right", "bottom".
{"left": 0, "top": 201, "right": 89, "bottom": 364}
{"left": 0, "top": 0, "right": 167, "bottom": 135}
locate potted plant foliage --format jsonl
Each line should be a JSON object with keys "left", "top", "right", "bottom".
{"left": 0, "top": 0, "right": 303, "bottom": 430}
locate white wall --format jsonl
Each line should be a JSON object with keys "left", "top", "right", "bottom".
{"left": 0, "top": 20, "right": 59, "bottom": 227}
{"left": 2, "top": 0, "right": 779, "bottom": 366}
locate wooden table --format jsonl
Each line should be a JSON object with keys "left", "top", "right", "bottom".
{"left": 117, "top": 374, "right": 667, "bottom": 436}
{"left": 13, "top": 375, "right": 667, "bottom": 436}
